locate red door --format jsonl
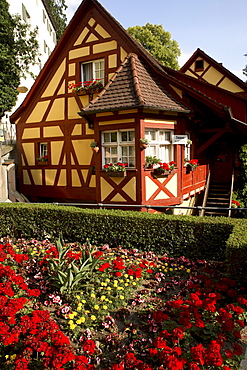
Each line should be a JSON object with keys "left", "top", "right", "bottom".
{"left": 210, "top": 142, "right": 233, "bottom": 183}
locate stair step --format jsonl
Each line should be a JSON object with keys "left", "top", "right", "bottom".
{"left": 205, "top": 211, "right": 229, "bottom": 215}
{"left": 202, "top": 182, "right": 232, "bottom": 217}
{"left": 207, "top": 198, "right": 229, "bottom": 201}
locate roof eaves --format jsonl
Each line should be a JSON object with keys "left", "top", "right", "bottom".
{"left": 79, "top": 105, "right": 190, "bottom": 116}
{"left": 41, "top": 0, "right": 57, "bottom": 32}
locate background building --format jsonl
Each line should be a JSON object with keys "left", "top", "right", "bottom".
{"left": 1, "top": 0, "right": 57, "bottom": 144}
{"left": 0, "top": 0, "right": 57, "bottom": 202}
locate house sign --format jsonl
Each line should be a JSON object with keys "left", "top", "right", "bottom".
{"left": 172, "top": 135, "right": 188, "bottom": 144}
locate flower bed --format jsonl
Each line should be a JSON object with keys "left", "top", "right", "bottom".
{"left": 0, "top": 237, "right": 246, "bottom": 369}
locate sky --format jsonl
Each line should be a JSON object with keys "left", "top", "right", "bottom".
{"left": 65, "top": 0, "right": 247, "bottom": 81}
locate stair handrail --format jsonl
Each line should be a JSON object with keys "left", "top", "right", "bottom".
{"left": 228, "top": 167, "right": 235, "bottom": 218}
{"left": 200, "top": 170, "right": 211, "bottom": 217}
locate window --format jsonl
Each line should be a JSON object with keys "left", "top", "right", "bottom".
{"left": 81, "top": 59, "right": 104, "bottom": 85}
{"left": 22, "top": 4, "right": 30, "bottom": 24}
{"left": 47, "top": 22, "right": 52, "bottom": 35}
{"left": 184, "top": 132, "right": 191, "bottom": 161}
{"left": 39, "top": 142, "right": 48, "bottom": 157}
{"left": 145, "top": 129, "right": 174, "bottom": 162}
{"left": 102, "top": 130, "right": 135, "bottom": 168}
{"left": 195, "top": 60, "right": 204, "bottom": 71}
{"left": 43, "top": 10, "right": 47, "bottom": 23}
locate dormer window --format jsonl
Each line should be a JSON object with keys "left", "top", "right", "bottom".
{"left": 195, "top": 60, "right": 204, "bottom": 71}
{"left": 81, "top": 59, "right": 104, "bottom": 86}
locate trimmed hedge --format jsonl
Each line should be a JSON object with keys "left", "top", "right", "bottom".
{"left": 226, "top": 220, "right": 247, "bottom": 284}
{"left": 0, "top": 203, "right": 236, "bottom": 263}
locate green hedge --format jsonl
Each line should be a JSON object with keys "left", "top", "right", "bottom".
{"left": 0, "top": 203, "right": 236, "bottom": 262}
{"left": 226, "top": 220, "right": 247, "bottom": 284}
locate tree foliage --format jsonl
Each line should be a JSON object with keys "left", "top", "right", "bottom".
{"left": 243, "top": 53, "right": 247, "bottom": 77}
{"left": 46, "top": 0, "right": 67, "bottom": 40}
{"left": 0, "top": 0, "right": 39, "bottom": 117}
{"left": 127, "top": 23, "right": 181, "bottom": 69}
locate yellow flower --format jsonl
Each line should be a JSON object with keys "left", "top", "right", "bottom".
{"left": 125, "top": 283, "right": 128, "bottom": 287}
{"left": 170, "top": 268, "right": 173, "bottom": 271}
{"left": 70, "top": 323, "right": 76, "bottom": 330}
{"left": 124, "top": 274, "right": 128, "bottom": 278}
{"left": 119, "top": 295, "right": 125, "bottom": 300}
{"left": 129, "top": 276, "right": 134, "bottom": 280}
{"left": 10, "top": 354, "right": 17, "bottom": 360}
{"left": 76, "top": 317, "right": 86, "bottom": 324}
{"left": 117, "top": 286, "right": 123, "bottom": 290}
{"left": 81, "top": 299, "right": 86, "bottom": 304}
{"left": 113, "top": 280, "right": 118, "bottom": 285}
{"left": 103, "top": 305, "right": 108, "bottom": 310}
{"left": 100, "top": 295, "right": 106, "bottom": 301}
{"left": 94, "top": 305, "right": 99, "bottom": 310}
{"left": 91, "top": 293, "right": 96, "bottom": 298}
{"left": 77, "top": 306, "right": 82, "bottom": 311}
{"left": 68, "top": 320, "right": 74, "bottom": 325}
{"left": 106, "top": 278, "right": 110, "bottom": 282}
{"left": 91, "top": 315, "right": 96, "bottom": 321}
{"left": 107, "top": 286, "right": 111, "bottom": 290}
{"left": 76, "top": 295, "right": 80, "bottom": 299}
{"left": 186, "top": 269, "right": 191, "bottom": 273}
{"left": 68, "top": 313, "right": 75, "bottom": 319}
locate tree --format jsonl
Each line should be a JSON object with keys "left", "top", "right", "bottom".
{"left": 243, "top": 53, "right": 247, "bottom": 77}
{"left": 46, "top": 0, "right": 67, "bottom": 40}
{"left": 0, "top": 0, "right": 39, "bottom": 117}
{"left": 127, "top": 23, "right": 181, "bottom": 69}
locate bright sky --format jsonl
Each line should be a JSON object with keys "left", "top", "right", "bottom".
{"left": 65, "top": 0, "right": 247, "bottom": 81}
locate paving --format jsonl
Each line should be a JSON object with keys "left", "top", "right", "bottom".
{"left": 240, "top": 344, "right": 247, "bottom": 369}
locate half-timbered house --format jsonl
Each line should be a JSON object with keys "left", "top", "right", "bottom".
{"left": 10, "top": 0, "right": 247, "bottom": 214}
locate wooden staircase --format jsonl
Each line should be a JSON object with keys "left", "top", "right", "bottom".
{"left": 203, "top": 182, "right": 231, "bottom": 217}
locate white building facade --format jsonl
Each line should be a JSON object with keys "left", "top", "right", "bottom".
{"left": 1, "top": 0, "right": 57, "bottom": 143}
{"left": 0, "top": 0, "right": 57, "bottom": 202}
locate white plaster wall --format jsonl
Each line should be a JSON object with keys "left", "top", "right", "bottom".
{"left": 5, "top": 0, "right": 57, "bottom": 118}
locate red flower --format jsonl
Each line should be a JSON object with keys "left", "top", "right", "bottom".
{"left": 233, "top": 342, "right": 243, "bottom": 356}
{"left": 82, "top": 339, "right": 96, "bottom": 355}
{"left": 149, "top": 348, "right": 158, "bottom": 356}
{"left": 98, "top": 262, "right": 110, "bottom": 271}
{"left": 152, "top": 310, "right": 169, "bottom": 322}
{"left": 153, "top": 336, "right": 167, "bottom": 349}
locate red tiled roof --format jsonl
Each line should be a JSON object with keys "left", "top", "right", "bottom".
{"left": 81, "top": 54, "right": 190, "bottom": 114}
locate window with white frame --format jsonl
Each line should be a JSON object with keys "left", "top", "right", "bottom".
{"left": 102, "top": 130, "right": 135, "bottom": 168}
{"left": 39, "top": 142, "right": 48, "bottom": 157}
{"left": 81, "top": 59, "right": 104, "bottom": 85}
{"left": 184, "top": 132, "right": 191, "bottom": 161}
{"left": 145, "top": 129, "right": 174, "bottom": 162}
